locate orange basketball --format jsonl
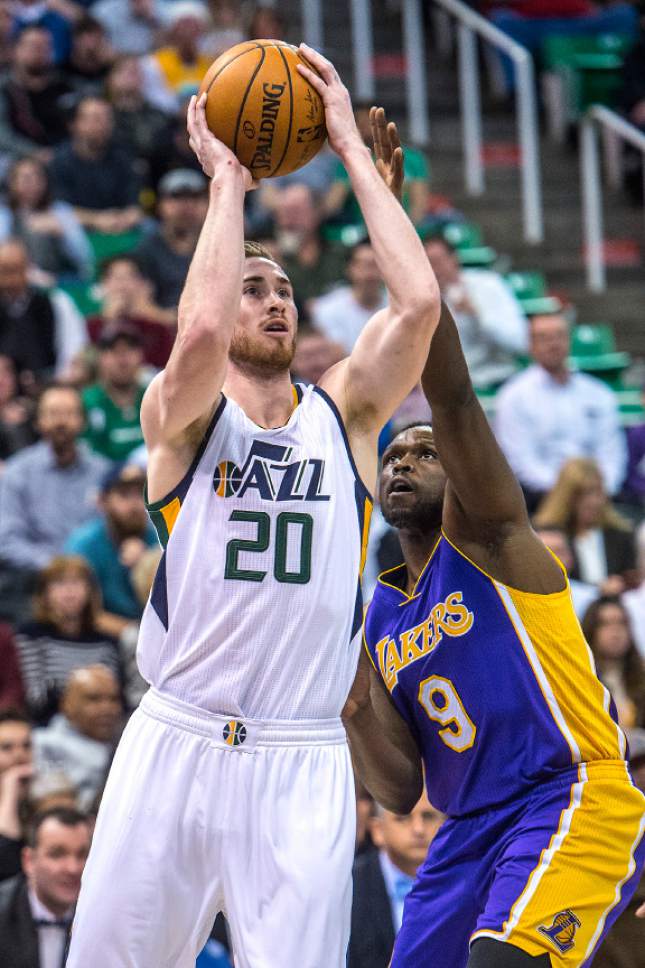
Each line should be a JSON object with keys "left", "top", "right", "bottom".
{"left": 198, "top": 40, "right": 327, "bottom": 180}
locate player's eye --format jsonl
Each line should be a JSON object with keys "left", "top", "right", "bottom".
{"left": 277, "top": 288, "right": 291, "bottom": 297}
{"left": 384, "top": 453, "right": 398, "bottom": 465}
{"left": 420, "top": 450, "right": 436, "bottom": 460}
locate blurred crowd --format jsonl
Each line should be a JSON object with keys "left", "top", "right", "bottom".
{"left": 0, "top": 0, "right": 643, "bottom": 965}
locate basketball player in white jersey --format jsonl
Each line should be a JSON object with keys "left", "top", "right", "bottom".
{"left": 67, "top": 45, "right": 441, "bottom": 968}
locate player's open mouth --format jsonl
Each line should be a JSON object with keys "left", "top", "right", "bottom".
{"left": 263, "top": 321, "right": 288, "bottom": 333}
{"left": 389, "top": 479, "right": 414, "bottom": 494}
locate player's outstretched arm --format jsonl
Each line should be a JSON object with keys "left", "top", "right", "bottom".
{"left": 297, "top": 46, "right": 441, "bottom": 434}
{"left": 421, "top": 303, "right": 564, "bottom": 592}
{"left": 141, "top": 94, "right": 255, "bottom": 450}
{"left": 344, "top": 649, "right": 424, "bottom": 814}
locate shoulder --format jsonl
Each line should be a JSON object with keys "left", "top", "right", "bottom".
{"left": 81, "top": 383, "right": 106, "bottom": 406}
{"left": 353, "top": 848, "right": 382, "bottom": 882}
{"left": 572, "top": 371, "right": 618, "bottom": 403}
{"left": 16, "top": 620, "right": 51, "bottom": 638}
{"left": 1, "top": 441, "right": 45, "bottom": 475}
{"left": 0, "top": 873, "right": 24, "bottom": 908}
{"left": 495, "top": 366, "right": 537, "bottom": 402}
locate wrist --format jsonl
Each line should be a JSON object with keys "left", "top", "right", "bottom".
{"left": 209, "top": 165, "right": 247, "bottom": 194}
{"left": 336, "top": 139, "right": 371, "bottom": 169}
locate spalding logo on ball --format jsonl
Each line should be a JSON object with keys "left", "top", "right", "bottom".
{"left": 199, "top": 40, "right": 327, "bottom": 179}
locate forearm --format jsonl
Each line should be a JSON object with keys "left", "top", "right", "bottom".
{"left": 342, "top": 143, "right": 439, "bottom": 314}
{"left": 421, "top": 302, "right": 477, "bottom": 412}
{"left": 177, "top": 172, "right": 246, "bottom": 339}
{"left": 345, "top": 703, "right": 423, "bottom": 814}
{"left": 0, "top": 794, "right": 21, "bottom": 840}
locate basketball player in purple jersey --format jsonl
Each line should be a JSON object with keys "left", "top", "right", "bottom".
{"left": 344, "top": 129, "right": 645, "bottom": 967}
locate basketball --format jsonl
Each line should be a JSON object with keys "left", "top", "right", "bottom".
{"left": 198, "top": 40, "right": 327, "bottom": 180}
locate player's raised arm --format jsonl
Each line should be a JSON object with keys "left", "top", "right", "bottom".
{"left": 141, "top": 94, "right": 255, "bottom": 449}
{"left": 421, "top": 302, "right": 564, "bottom": 591}
{"left": 297, "top": 46, "right": 441, "bottom": 434}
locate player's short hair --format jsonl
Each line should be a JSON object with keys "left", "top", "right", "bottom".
{"left": 244, "top": 241, "right": 275, "bottom": 261}
{"left": 27, "top": 807, "right": 88, "bottom": 848}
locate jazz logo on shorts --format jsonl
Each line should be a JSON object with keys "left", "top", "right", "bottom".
{"left": 538, "top": 910, "right": 581, "bottom": 953}
{"left": 222, "top": 720, "right": 247, "bottom": 747}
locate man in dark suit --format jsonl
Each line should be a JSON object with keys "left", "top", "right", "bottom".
{"left": 0, "top": 806, "right": 90, "bottom": 968}
{"left": 348, "top": 792, "right": 444, "bottom": 968}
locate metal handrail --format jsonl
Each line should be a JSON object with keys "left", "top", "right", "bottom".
{"left": 433, "top": 0, "right": 544, "bottom": 243}
{"left": 580, "top": 105, "right": 645, "bottom": 292}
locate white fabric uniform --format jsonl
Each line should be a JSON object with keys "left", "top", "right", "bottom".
{"left": 67, "top": 385, "right": 372, "bottom": 968}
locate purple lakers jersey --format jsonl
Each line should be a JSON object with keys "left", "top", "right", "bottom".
{"left": 364, "top": 533, "right": 627, "bottom": 817}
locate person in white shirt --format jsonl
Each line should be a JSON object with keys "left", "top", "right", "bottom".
{"left": 495, "top": 313, "right": 627, "bottom": 509}
{"left": 624, "top": 521, "right": 645, "bottom": 659}
{"left": 422, "top": 235, "right": 528, "bottom": 391}
{"left": 310, "top": 241, "right": 387, "bottom": 352}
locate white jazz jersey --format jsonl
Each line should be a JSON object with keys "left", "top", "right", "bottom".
{"left": 138, "top": 384, "right": 373, "bottom": 721}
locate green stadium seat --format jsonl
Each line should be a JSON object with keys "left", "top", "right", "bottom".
{"left": 569, "top": 323, "right": 631, "bottom": 382}
{"left": 456, "top": 246, "right": 497, "bottom": 268}
{"left": 88, "top": 228, "right": 143, "bottom": 267}
{"left": 58, "top": 280, "right": 102, "bottom": 317}
{"left": 616, "top": 388, "right": 645, "bottom": 426}
{"left": 542, "top": 34, "right": 634, "bottom": 116}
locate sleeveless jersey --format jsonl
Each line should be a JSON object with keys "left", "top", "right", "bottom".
{"left": 138, "top": 385, "right": 372, "bottom": 720}
{"left": 364, "top": 533, "right": 627, "bottom": 818}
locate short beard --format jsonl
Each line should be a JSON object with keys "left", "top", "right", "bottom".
{"left": 229, "top": 329, "right": 295, "bottom": 375}
{"left": 382, "top": 492, "right": 444, "bottom": 534}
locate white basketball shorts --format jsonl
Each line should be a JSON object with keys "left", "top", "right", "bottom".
{"left": 66, "top": 688, "right": 356, "bottom": 968}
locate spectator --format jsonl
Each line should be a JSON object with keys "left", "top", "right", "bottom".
{"left": 593, "top": 725, "right": 645, "bottom": 965}
{"left": 93, "top": 0, "right": 167, "bottom": 56}
{"left": 621, "top": 382, "right": 645, "bottom": 511}
{"left": 494, "top": 313, "right": 627, "bottom": 510}
{"left": 0, "top": 383, "right": 109, "bottom": 622}
{"left": 106, "top": 55, "right": 174, "bottom": 186}
{"left": 325, "top": 101, "right": 431, "bottom": 227}
{"left": 423, "top": 235, "right": 528, "bottom": 390}
{"left": 134, "top": 167, "right": 208, "bottom": 308}
{"left": 0, "top": 710, "right": 33, "bottom": 882}
{"left": 0, "top": 157, "right": 93, "bottom": 283}
{"left": 146, "top": 91, "right": 205, "bottom": 190}
{"left": 28, "top": 771, "right": 78, "bottom": 816}
{"left": 271, "top": 184, "right": 348, "bottom": 309}
{"left": 310, "top": 242, "right": 387, "bottom": 353}
{"left": 0, "top": 238, "right": 88, "bottom": 383}
{"left": 15, "top": 555, "right": 122, "bottom": 726}
{"left": 57, "top": 344, "right": 99, "bottom": 391}
{"left": 81, "top": 323, "right": 146, "bottom": 461}
{"left": 624, "top": 521, "right": 645, "bottom": 658}
{"left": 145, "top": 1, "right": 212, "bottom": 110}
{"left": 247, "top": 4, "right": 284, "bottom": 41}
{"left": 534, "top": 457, "right": 637, "bottom": 593}
{"left": 581, "top": 596, "right": 645, "bottom": 729}
{"left": 533, "top": 523, "right": 599, "bottom": 619}
{"left": 0, "top": 626, "right": 26, "bottom": 711}
{"left": 0, "top": 354, "right": 37, "bottom": 462}
{"left": 0, "top": 807, "right": 90, "bottom": 966}
{"left": 291, "top": 328, "right": 345, "bottom": 386}
{"left": 49, "top": 95, "right": 143, "bottom": 235}
{"left": 33, "top": 665, "right": 122, "bottom": 809}
{"left": 65, "top": 462, "right": 158, "bottom": 630}
{"left": 0, "top": 26, "right": 72, "bottom": 164}
{"left": 200, "top": 0, "right": 244, "bottom": 58}
{"left": 87, "top": 257, "right": 176, "bottom": 369}
{"left": 63, "top": 16, "right": 115, "bottom": 97}
{"left": 11, "top": 0, "right": 76, "bottom": 64}
{"left": 348, "top": 791, "right": 444, "bottom": 968}
{"left": 0, "top": 0, "right": 14, "bottom": 73}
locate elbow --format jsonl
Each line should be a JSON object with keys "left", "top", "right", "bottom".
{"left": 398, "top": 281, "right": 442, "bottom": 327}
{"left": 377, "top": 782, "right": 424, "bottom": 816}
{"left": 176, "top": 317, "right": 229, "bottom": 357}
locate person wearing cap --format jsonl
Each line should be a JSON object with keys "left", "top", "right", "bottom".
{"left": 81, "top": 321, "right": 147, "bottom": 462}
{"left": 65, "top": 462, "right": 157, "bottom": 635}
{"left": 134, "top": 167, "right": 208, "bottom": 309}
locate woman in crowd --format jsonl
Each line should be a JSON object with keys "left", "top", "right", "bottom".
{"left": 534, "top": 457, "right": 637, "bottom": 593}
{"left": 15, "top": 556, "right": 122, "bottom": 726}
{"left": 582, "top": 596, "right": 645, "bottom": 729}
{"left": 0, "top": 157, "right": 93, "bottom": 283}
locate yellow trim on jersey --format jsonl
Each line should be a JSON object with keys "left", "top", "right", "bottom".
{"left": 359, "top": 497, "right": 373, "bottom": 577}
{"left": 440, "top": 529, "right": 570, "bottom": 595}
{"left": 160, "top": 496, "right": 182, "bottom": 537}
{"left": 442, "top": 529, "right": 624, "bottom": 764}
{"left": 377, "top": 535, "right": 442, "bottom": 604}
{"left": 291, "top": 385, "right": 299, "bottom": 410}
{"left": 471, "top": 764, "right": 645, "bottom": 964}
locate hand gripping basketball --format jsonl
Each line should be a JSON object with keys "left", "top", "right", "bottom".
{"left": 187, "top": 93, "right": 256, "bottom": 190}
{"left": 296, "top": 44, "right": 363, "bottom": 159}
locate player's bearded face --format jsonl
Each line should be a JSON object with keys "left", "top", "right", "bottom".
{"left": 380, "top": 429, "right": 447, "bottom": 533}
{"left": 229, "top": 324, "right": 296, "bottom": 373}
